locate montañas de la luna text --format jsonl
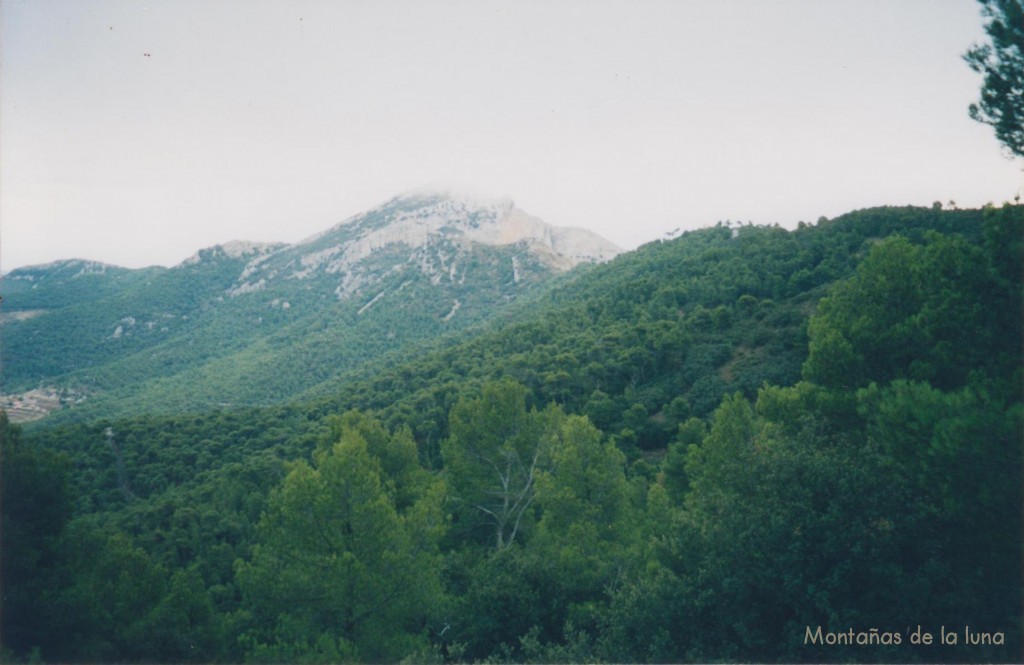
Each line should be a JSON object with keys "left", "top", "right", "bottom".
{"left": 804, "top": 625, "right": 1006, "bottom": 647}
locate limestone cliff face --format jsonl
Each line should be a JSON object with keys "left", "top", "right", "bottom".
{"left": 463, "top": 202, "right": 621, "bottom": 268}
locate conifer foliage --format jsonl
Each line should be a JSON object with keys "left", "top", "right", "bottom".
{"left": 3, "top": 204, "right": 1021, "bottom": 663}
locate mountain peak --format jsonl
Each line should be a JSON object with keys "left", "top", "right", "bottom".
{"left": 301, "top": 187, "right": 620, "bottom": 262}
{"left": 220, "top": 189, "right": 622, "bottom": 302}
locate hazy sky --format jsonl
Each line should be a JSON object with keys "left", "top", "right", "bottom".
{"left": 2, "top": 0, "right": 1021, "bottom": 271}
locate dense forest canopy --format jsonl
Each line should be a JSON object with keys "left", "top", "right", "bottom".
{"left": 2, "top": 204, "right": 1022, "bottom": 663}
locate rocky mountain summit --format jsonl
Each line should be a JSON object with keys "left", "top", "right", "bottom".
{"left": 202, "top": 188, "right": 621, "bottom": 301}
{"left": 1, "top": 189, "right": 621, "bottom": 422}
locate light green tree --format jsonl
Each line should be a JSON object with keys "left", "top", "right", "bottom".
{"left": 236, "top": 414, "right": 445, "bottom": 662}
{"left": 535, "top": 414, "right": 634, "bottom": 573}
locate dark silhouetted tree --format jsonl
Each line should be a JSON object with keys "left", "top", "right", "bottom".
{"left": 964, "top": 0, "right": 1024, "bottom": 157}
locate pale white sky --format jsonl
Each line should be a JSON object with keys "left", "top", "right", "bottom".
{"left": 2, "top": 0, "right": 1021, "bottom": 271}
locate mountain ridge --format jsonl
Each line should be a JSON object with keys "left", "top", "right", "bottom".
{"left": 1, "top": 189, "right": 621, "bottom": 423}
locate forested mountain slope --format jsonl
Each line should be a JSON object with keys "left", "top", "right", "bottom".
{"left": 3, "top": 204, "right": 1021, "bottom": 664}
{"left": 296, "top": 205, "right": 998, "bottom": 455}
{"left": 1, "top": 190, "right": 619, "bottom": 423}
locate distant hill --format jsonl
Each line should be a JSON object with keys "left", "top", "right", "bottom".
{"left": 0, "top": 189, "right": 621, "bottom": 423}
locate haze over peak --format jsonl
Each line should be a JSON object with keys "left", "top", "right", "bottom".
{"left": 307, "top": 188, "right": 620, "bottom": 258}
{"left": 401, "top": 182, "right": 515, "bottom": 208}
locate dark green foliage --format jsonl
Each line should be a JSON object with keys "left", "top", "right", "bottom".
{"left": 1, "top": 413, "right": 231, "bottom": 662}
{"left": 652, "top": 399, "right": 926, "bottom": 662}
{"left": 5, "top": 204, "right": 1021, "bottom": 663}
{"left": 858, "top": 379, "right": 1023, "bottom": 646}
{"left": 1, "top": 414, "right": 73, "bottom": 658}
{"left": 964, "top": 0, "right": 1024, "bottom": 157}
{"left": 803, "top": 225, "right": 1018, "bottom": 392}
